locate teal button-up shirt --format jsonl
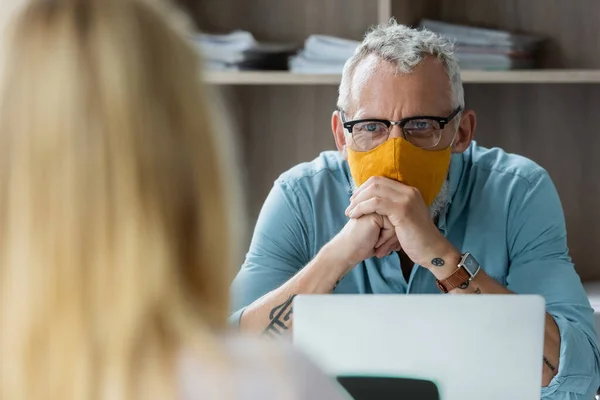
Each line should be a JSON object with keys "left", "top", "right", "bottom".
{"left": 231, "top": 142, "right": 600, "bottom": 399}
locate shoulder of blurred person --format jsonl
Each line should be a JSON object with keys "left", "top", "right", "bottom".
{"left": 0, "top": 0, "right": 330, "bottom": 399}
{"left": 178, "top": 335, "right": 350, "bottom": 400}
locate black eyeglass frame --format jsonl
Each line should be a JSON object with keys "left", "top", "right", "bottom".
{"left": 340, "top": 106, "right": 463, "bottom": 149}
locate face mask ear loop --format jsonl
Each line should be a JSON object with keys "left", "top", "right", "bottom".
{"left": 449, "top": 128, "right": 459, "bottom": 149}
{"left": 448, "top": 109, "right": 463, "bottom": 149}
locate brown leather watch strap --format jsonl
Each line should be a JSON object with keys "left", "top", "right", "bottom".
{"left": 436, "top": 267, "right": 471, "bottom": 294}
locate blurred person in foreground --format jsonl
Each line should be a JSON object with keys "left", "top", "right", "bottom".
{"left": 231, "top": 21, "right": 600, "bottom": 398}
{"left": 0, "top": 0, "right": 349, "bottom": 399}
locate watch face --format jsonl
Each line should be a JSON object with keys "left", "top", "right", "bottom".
{"left": 462, "top": 253, "right": 480, "bottom": 276}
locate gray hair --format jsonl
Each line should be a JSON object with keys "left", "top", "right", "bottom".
{"left": 337, "top": 21, "right": 464, "bottom": 116}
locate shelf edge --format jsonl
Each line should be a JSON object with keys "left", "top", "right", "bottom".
{"left": 204, "top": 70, "right": 600, "bottom": 85}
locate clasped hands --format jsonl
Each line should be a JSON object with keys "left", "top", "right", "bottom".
{"left": 343, "top": 176, "right": 457, "bottom": 269}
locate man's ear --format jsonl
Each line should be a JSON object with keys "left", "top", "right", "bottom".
{"left": 332, "top": 110, "right": 349, "bottom": 159}
{"left": 452, "top": 109, "right": 476, "bottom": 153}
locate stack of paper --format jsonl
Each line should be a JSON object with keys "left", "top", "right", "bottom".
{"left": 289, "top": 35, "right": 360, "bottom": 74}
{"left": 192, "top": 30, "right": 257, "bottom": 71}
{"left": 193, "top": 31, "right": 299, "bottom": 71}
{"left": 420, "top": 20, "right": 545, "bottom": 70}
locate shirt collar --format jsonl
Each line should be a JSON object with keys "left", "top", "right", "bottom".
{"left": 448, "top": 151, "right": 465, "bottom": 204}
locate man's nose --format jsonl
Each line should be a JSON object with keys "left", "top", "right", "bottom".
{"left": 388, "top": 124, "right": 403, "bottom": 139}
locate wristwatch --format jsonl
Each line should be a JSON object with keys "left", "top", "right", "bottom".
{"left": 435, "top": 252, "right": 481, "bottom": 293}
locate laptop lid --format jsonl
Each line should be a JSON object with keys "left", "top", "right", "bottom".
{"left": 294, "top": 295, "right": 545, "bottom": 400}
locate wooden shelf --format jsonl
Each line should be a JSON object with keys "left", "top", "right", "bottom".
{"left": 205, "top": 71, "right": 342, "bottom": 85}
{"left": 205, "top": 70, "right": 600, "bottom": 85}
{"left": 462, "top": 70, "right": 600, "bottom": 83}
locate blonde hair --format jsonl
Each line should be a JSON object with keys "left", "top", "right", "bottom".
{"left": 0, "top": 0, "right": 242, "bottom": 399}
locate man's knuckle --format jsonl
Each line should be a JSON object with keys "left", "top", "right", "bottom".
{"left": 397, "top": 194, "right": 409, "bottom": 206}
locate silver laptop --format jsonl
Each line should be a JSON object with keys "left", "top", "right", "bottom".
{"left": 294, "top": 295, "right": 545, "bottom": 400}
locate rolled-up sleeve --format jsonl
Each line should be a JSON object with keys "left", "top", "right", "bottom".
{"left": 506, "top": 171, "right": 600, "bottom": 399}
{"left": 229, "top": 179, "right": 312, "bottom": 328}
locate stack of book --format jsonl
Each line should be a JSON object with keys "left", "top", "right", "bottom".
{"left": 420, "top": 20, "right": 545, "bottom": 70}
{"left": 289, "top": 35, "right": 360, "bottom": 74}
{"left": 193, "top": 30, "right": 298, "bottom": 71}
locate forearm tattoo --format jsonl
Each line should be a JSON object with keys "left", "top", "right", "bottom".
{"left": 431, "top": 257, "right": 445, "bottom": 267}
{"left": 474, "top": 288, "right": 482, "bottom": 294}
{"left": 263, "top": 294, "right": 296, "bottom": 337}
{"left": 543, "top": 356, "right": 556, "bottom": 373}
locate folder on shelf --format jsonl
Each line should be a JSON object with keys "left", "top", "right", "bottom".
{"left": 290, "top": 35, "right": 360, "bottom": 74}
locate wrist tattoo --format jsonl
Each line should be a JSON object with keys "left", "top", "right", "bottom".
{"left": 263, "top": 295, "right": 296, "bottom": 338}
{"left": 457, "top": 280, "right": 470, "bottom": 289}
{"left": 431, "top": 257, "right": 445, "bottom": 267}
{"left": 543, "top": 356, "right": 556, "bottom": 373}
{"left": 474, "top": 288, "right": 482, "bottom": 294}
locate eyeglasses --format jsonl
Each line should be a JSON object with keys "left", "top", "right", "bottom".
{"left": 340, "top": 107, "right": 462, "bottom": 151}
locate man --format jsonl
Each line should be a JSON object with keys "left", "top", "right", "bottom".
{"left": 230, "top": 22, "right": 600, "bottom": 398}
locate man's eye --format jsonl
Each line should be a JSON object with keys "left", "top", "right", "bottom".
{"left": 365, "top": 123, "right": 379, "bottom": 132}
{"left": 355, "top": 122, "right": 386, "bottom": 133}
{"left": 409, "top": 120, "right": 432, "bottom": 130}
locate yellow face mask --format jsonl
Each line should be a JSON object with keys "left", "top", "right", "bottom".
{"left": 347, "top": 137, "right": 452, "bottom": 207}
